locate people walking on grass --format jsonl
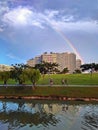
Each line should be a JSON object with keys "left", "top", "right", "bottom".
{"left": 61, "top": 78, "right": 65, "bottom": 85}
{"left": 49, "top": 78, "right": 53, "bottom": 86}
{"left": 61, "top": 78, "right": 68, "bottom": 86}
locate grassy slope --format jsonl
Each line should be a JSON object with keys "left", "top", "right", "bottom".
{"left": 0, "top": 73, "right": 98, "bottom": 85}
{"left": 0, "top": 86, "right": 98, "bottom": 98}
{"left": 38, "top": 73, "right": 98, "bottom": 85}
{"left": 0, "top": 73, "right": 98, "bottom": 98}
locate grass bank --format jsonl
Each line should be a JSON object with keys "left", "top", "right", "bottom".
{"left": 1, "top": 73, "right": 98, "bottom": 85}
{"left": 38, "top": 73, "right": 98, "bottom": 85}
{"left": 0, "top": 86, "right": 98, "bottom": 99}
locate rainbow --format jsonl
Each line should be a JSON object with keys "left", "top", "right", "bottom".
{"left": 55, "top": 28, "right": 84, "bottom": 64}
{"left": 45, "top": 17, "right": 84, "bottom": 64}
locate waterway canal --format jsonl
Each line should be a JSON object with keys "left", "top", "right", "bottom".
{"left": 0, "top": 100, "right": 98, "bottom": 130}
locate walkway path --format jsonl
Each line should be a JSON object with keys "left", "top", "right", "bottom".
{"left": 0, "top": 84, "right": 98, "bottom": 87}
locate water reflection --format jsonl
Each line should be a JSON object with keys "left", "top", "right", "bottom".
{"left": 81, "top": 106, "right": 98, "bottom": 130}
{"left": 0, "top": 100, "right": 98, "bottom": 130}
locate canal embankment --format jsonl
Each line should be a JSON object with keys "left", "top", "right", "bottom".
{"left": 0, "top": 86, "right": 98, "bottom": 101}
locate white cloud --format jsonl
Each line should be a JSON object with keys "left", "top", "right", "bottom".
{"left": 7, "top": 53, "right": 18, "bottom": 59}
{"left": 1, "top": 5, "right": 98, "bottom": 33}
{"left": 45, "top": 10, "right": 59, "bottom": 18}
{"left": 2, "top": 6, "right": 45, "bottom": 29}
{"left": 3, "top": 6, "right": 32, "bottom": 26}
{"left": 48, "top": 19, "right": 98, "bottom": 33}
{"left": 0, "top": 28, "right": 4, "bottom": 32}
{"left": 43, "top": 9, "right": 98, "bottom": 33}
{"left": 32, "top": 21, "right": 44, "bottom": 29}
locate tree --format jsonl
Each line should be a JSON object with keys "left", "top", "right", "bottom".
{"left": 35, "top": 63, "right": 47, "bottom": 74}
{"left": 19, "top": 70, "right": 28, "bottom": 84}
{"left": 10, "top": 64, "right": 28, "bottom": 84}
{"left": 35, "top": 61, "right": 59, "bottom": 74}
{"left": 94, "top": 64, "right": 98, "bottom": 71}
{"left": 61, "top": 68, "right": 69, "bottom": 74}
{"left": 0, "top": 71, "right": 10, "bottom": 85}
{"left": 80, "top": 63, "right": 95, "bottom": 72}
{"left": 74, "top": 69, "right": 81, "bottom": 74}
{"left": 49, "top": 62, "right": 59, "bottom": 73}
{"left": 26, "top": 69, "right": 41, "bottom": 89}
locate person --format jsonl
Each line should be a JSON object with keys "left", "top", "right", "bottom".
{"left": 61, "top": 78, "right": 68, "bottom": 86}
{"left": 65, "top": 78, "right": 68, "bottom": 85}
{"left": 49, "top": 78, "right": 53, "bottom": 86}
{"left": 61, "top": 78, "right": 65, "bottom": 85}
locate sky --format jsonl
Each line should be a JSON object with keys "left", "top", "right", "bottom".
{"left": 0, "top": 0, "right": 98, "bottom": 65}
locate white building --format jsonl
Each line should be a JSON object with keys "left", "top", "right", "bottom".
{"left": 0, "top": 64, "right": 12, "bottom": 71}
{"left": 27, "top": 52, "right": 81, "bottom": 73}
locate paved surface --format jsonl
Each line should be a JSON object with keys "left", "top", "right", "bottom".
{"left": 0, "top": 84, "right": 98, "bottom": 87}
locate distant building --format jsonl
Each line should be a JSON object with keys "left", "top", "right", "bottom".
{"left": 27, "top": 52, "right": 81, "bottom": 73}
{"left": 76, "top": 59, "right": 81, "bottom": 70}
{"left": 27, "top": 56, "right": 41, "bottom": 67}
{"left": 0, "top": 64, "right": 12, "bottom": 71}
{"left": 68, "top": 53, "right": 76, "bottom": 73}
{"left": 27, "top": 58, "right": 35, "bottom": 67}
{"left": 41, "top": 52, "right": 57, "bottom": 63}
{"left": 56, "top": 52, "right": 68, "bottom": 71}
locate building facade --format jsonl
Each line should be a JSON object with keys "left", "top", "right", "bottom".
{"left": 41, "top": 52, "right": 57, "bottom": 63}
{"left": 27, "top": 52, "right": 81, "bottom": 73}
{"left": 68, "top": 53, "right": 76, "bottom": 73}
{"left": 76, "top": 59, "right": 82, "bottom": 70}
{"left": 0, "top": 64, "right": 12, "bottom": 71}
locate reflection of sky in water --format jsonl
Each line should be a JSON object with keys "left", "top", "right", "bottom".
{"left": 0, "top": 100, "right": 98, "bottom": 130}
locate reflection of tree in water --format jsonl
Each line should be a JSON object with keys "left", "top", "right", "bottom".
{"left": 0, "top": 100, "right": 81, "bottom": 130}
{"left": 62, "top": 104, "right": 69, "bottom": 112}
{"left": 82, "top": 106, "right": 98, "bottom": 130}
{"left": 0, "top": 101, "right": 59, "bottom": 130}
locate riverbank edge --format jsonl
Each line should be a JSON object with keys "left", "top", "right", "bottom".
{"left": 0, "top": 95, "right": 98, "bottom": 101}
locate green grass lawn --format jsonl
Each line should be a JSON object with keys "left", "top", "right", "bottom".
{"left": 0, "top": 73, "right": 98, "bottom": 85}
{"left": 0, "top": 73, "right": 98, "bottom": 99}
{"left": 0, "top": 86, "right": 98, "bottom": 98}
{"left": 37, "top": 73, "right": 98, "bottom": 85}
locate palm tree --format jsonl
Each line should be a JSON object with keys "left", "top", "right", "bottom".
{"left": 61, "top": 68, "right": 69, "bottom": 74}
{"left": 35, "top": 61, "right": 59, "bottom": 74}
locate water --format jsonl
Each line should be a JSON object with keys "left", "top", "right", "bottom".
{"left": 0, "top": 100, "right": 98, "bottom": 130}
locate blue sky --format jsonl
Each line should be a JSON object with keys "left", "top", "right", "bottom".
{"left": 0, "top": 0, "right": 98, "bottom": 65}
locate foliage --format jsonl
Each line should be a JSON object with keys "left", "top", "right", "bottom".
{"left": 61, "top": 68, "right": 69, "bottom": 74}
{"left": 74, "top": 69, "right": 81, "bottom": 74}
{"left": 1, "top": 72, "right": 98, "bottom": 85}
{"left": 35, "top": 61, "right": 59, "bottom": 74}
{"left": 25, "top": 69, "right": 41, "bottom": 87}
{"left": 10, "top": 64, "right": 29, "bottom": 84}
{"left": 19, "top": 70, "right": 28, "bottom": 84}
{"left": 0, "top": 64, "right": 41, "bottom": 87}
{"left": 81, "top": 63, "right": 98, "bottom": 72}
{"left": 0, "top": 71, "right": 10, "bottom": 85}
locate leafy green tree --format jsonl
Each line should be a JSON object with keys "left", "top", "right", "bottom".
{"left": 26, "top": 69, "right": 41, "bottom": 88}
{"left": 35, "top": 61, "right": 59, "bottom": 74}
{"left": 74, "top": 69, "right": 81, "bottom": 74}
{"left": 61, "top": 68, "right": 69, "bottom": 74}
{"left": 35, "top": 63, "right": 47, "bottom": 74}
{"left": 10, "top": 64, "right": 28, "bottom": 84}
{"left": 0, "top": 71, "right": 10, "bottom": 85}
{"left": 80, "top": 63, "right": 95, "bottom": 72}
{"left": 49, "top": 62, "right": 59, "bottom": 73}
{"left": 95, "top": 64, "right": 98, "bottom": 71}
{"left": 19, "top": 70, "right": 28, "bottom": 84}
